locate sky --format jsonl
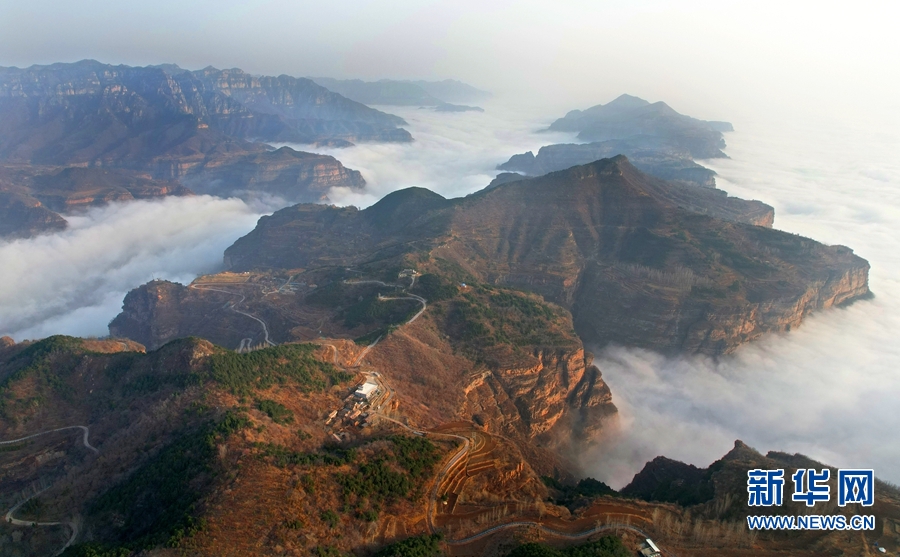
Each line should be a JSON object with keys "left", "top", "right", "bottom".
{"left": 1, "top": 0, "right": 899, "bottom": 486}
{"left": 1, "top": 1, "right": 898, "bottom": 124}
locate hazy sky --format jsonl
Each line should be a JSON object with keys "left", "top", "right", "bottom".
{"left": 1, "top": 1, "right": 898, "bottom": 123}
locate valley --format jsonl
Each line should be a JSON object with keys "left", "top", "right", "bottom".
{"left": 0, "top": 56, "right": 891, "bottom": 557}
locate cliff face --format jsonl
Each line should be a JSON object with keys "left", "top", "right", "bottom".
{"left": 462, "top": 346, "right": 615, "bottom": 448}
{"left": 0, "top": 189, "right": 68, "bottom": 238}
{"left": 222, "top": 158, "right": 869, "bottom": 356}
{"left": 572, "top": 246, "right": 869, "bottom": 355}
{"left": 29, "top": 167, "right": 192, "bottom": 211}
{"left": 181, "top": 147, "right": 365, "bottom": 203}
{"left": 0, "top": 61, "right": 410, "bottom": 164}
{"left": 0, "top": 61, "right": 382, "bottom": 237}
{"left": 108, "top": 280, "right": 192, "bottom": 350}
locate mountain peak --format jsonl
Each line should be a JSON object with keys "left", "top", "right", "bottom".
{"left": 607, "top": 93, "right": 651, "bottom": 108}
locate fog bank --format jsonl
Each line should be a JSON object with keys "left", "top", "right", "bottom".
{"left": 584, "top": 117, "right": 900, "bottom": 488}
{"left": 0, "top": 196, "right": 262, "bottom": 341}
{"left": 279, "top": 102, "right": 575, "bottom": 207}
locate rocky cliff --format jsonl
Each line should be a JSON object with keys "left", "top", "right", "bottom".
{"left": 0, "top": 165, "right": 193, "bottom": 238}
{"left": 0, "top": 61, "right": 385, "bottom": 236}
{"left": 0, "top": 61, "right": 410, "bottom": 164}
{"left": 0, "top": 189, "right": 68, "bottom": 238}
{"left": 180, "top": 146, "right": 365, "bottom": 202}
{"left": 221, "top": 157, "right": 868, "bottom": 355}
{"left": 107, "top": 280, "right": 194, "bottom": 350}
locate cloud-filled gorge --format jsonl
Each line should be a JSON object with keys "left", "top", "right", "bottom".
{"left": 1, "top": 100, "right": 898, "bottom": 490}
{"left": 585, "top": 116, "right": 900, "bottom": 488}
{"left": 0, "top": 195, "right": 262, "bottom": 340}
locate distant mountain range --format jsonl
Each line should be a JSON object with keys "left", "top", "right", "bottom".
{"left": 548, "top": 93, "right": 732, "bottom": 158}
{"left": 0, "top": 61, "right": 416, "bottom": 238}
{"left": 499, "top": 94, "right": 732, "bottom": 188}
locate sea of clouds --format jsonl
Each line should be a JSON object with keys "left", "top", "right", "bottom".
{"left": 0, "top": 196, "right": 263, "bottom": 340}
{"left": 584, "top": 115, "right": 900, "bottom": 488}
{"left": 278, "top": 102, "right": 575, "bottom": 207}
{"left": 0, "top": 104, "right": 564, "bottom": 342}
{"left": 1, "top": 99, "right": 897, "bottom": 490}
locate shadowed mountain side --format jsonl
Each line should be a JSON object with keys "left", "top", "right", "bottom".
{"left": 498, "top": 141, "right": 719, "bottom": 188}
{"left": 0, "top": 189, "right": 67, "bottom": 238}
{"left": 179, "top": 147, "right": 365, "bottom": 202}
{"left": 222, "top": 156, "right": 868, "bottom": 355}
{"left": 0, "top": 166, "right": 193, "bottom": 238}
{"left": 28, "top": 167, "right": 192, "bottom": 212}
{"left": 0, "top": 61, "right": 410, "bottom": 164}
{"left": 621, "top": 440, "right": 900, "bottom": 523}
{"left": 0, "top": 61, "right": 389, "bottom": 236}
{"left": 490, "top": 157, "right": 773, "bottom": 227}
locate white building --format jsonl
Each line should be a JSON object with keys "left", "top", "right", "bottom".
{"left": 354, "top": 379, "right": 379, "bottom": 401}
{"left": 639, "top": 539, "right": 661, "bottom": 557}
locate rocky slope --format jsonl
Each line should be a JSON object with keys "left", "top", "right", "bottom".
{"left": 0, "top": 61, "right": 385, "bottom": 237}
{"left": 0, "top": 189, "right": 67, "bottom": 239}
{"left": 0, "top": 61, "right": 410, "bottom": 163}
{"left": 3, "top": 334, "right": 893, "bottom": 556}
{"left": 218, "top": 157, "right": 862, "bottom": 355}
{"left": 109, "top": 271, "right": 618, "bottom": 462}
{"left": 0, "top": 335, "right": 626, "bottom": 556}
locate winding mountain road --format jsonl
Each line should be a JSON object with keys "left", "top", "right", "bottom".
{"left": 320, "top": 279, "right": 676, "bottom": 553}
{"left": 0, "top": 425, "right": 98, "bottom": 453}
{"left": 2, "top": 425, "right": 99, "bottom": 555}
{"left": 189, "top": 283, "right": 276, "bottom": 348}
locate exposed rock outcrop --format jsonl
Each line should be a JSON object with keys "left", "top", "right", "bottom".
{"left": 220, "top": 157, "right": 865, "bottom": 355}
{"left": 0, "top": 61, "right": 385, "bottom": 236}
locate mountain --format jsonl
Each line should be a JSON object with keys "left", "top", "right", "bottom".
{"left": 618, "top": 441, "right": 900, "bottom": 554}
{"left": 214, "top": 157, "right": 866, "bottom": 355}
{"left": 0, "top": 61, "right": 410, "bottom": 163}
{"left": 547, "top": 94, "right": 731, "bottom": 159}
{"left": 311, "top": 77, "right": 445, "bottom": 106}
{"left": 498, "top": 140, "right": 719, "bottom": 188}
{"left": 497, "top": 94, "right": 733, "bottom": 190}
{"left": 410, "top": 79, "right": 492, "bottom": 103}
{"left": 113, "top": 157, "right": 868, "bottom": 361}
{"left": 4, "top": 335, "right": 894, "bottom": 556}
{"left": 310, "top": 77, "right": 490, "bottom": 110}
{"left": 0, "top": 61, "right": 399, "bottom": 238}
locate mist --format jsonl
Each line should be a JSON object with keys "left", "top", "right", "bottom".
{"left": 0, "top": 0, "right": 898, "bottom": 493}
{"left": 0, "top": 196, "right": 262, "bottom": 341}
{"left": 279, "top": 102, "right": 576, "bottom": 207}
{"left": 583, "top": 116, "right": 900, "bottom": 488}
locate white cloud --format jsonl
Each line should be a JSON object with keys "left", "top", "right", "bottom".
{"left": 582, "top": 116, "right": 900, "bottom": 488}
{"left": 276, "top": 102, "right": 576, "bottom": 208}
{"left": 0, "top": 195, "right": 262, "bottom": 340}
